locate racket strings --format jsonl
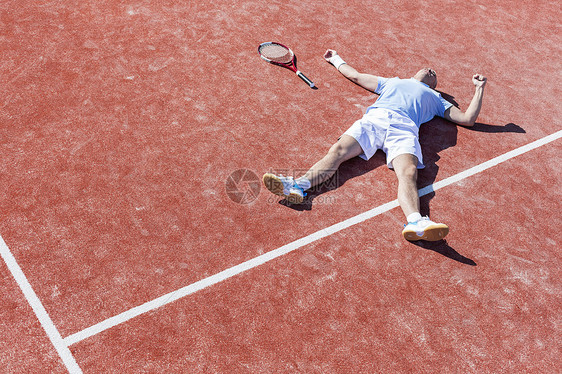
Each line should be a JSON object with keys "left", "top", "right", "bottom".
{"left": 259, "top": 43, "right": 293, "bottom": 64}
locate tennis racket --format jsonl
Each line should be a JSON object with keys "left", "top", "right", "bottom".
{"left": 258, "top": 42, "right": 316, "bottom": 89}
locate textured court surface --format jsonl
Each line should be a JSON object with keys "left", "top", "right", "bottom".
{"left": 0, "top": 0, "right": 561, "bottom": 372}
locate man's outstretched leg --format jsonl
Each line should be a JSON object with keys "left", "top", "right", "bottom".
{"left": 263, "top": 135, "right": 363, "bottom": 203}
{"left": 392, "top": 154, "right": 449, "bottom": 241}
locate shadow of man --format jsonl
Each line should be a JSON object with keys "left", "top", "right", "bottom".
{"left": 278, "top": 91, "right": 524, "bottom": 263}
{"left": 412, "top": 240, "right": 477, "bottom": 265}
{"left": 280, "top": 92, "right": 524, "bottom": 214}
{"left": 412, "top": 91, "right": 525, "bottom": 264}
{"left": 417, "top": 116, "right": 458, "bottom": 217}
{"left": 418, "top": 91, "right": 526, "bottom": 218}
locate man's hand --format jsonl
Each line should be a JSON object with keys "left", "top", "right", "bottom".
{"left": 472, "top": 74, "right": 487, "bottom": 88}
{"left": 324, "top": 49, "right": 337, "bottom": 61}
{"left": 444, "top": 74, "right": 487, "bottom": 126}
{"left": 324, "top": 49, "right": 346, "bottom": 70}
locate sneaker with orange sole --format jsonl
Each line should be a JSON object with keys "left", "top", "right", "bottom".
{"left": 262, "top": 173, "right": 306, "bottom": 204}
{"left": 402, "top": 217, "right": 449, "bottom": 241}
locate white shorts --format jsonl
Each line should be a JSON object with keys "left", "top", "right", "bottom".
{"left": 343, "top": 108, "right": 424, "bottom": 169}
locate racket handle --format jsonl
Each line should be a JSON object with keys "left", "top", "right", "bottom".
{"left": 296, "top": 70, "right": 316, "bottom": 89}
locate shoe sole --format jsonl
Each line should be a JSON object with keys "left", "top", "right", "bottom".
{"left": 262, "top": 173, "right": 285, "bottom": 196}
{"left": 402, "top": 223, "right": 449, "bottom": 241}
{"left": 262, "top": 173, "right": 304, "bottom": 204}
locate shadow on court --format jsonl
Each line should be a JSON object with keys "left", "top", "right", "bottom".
{"left": 418, "top": 92, "right": 525, "bottom": 218}
{"left": 470, "top": 122, "right": 526, "bottom": 133}
{"left": 276, "top": 100, "right": 523, "bottom": 262}
{"left": 411, "top": 240, "right": 477, "bottom": 266}
{"left": 418, "top": 119, "right": 526, "bottom": 218}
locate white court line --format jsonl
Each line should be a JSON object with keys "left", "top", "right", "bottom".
{"left": 0, "top": 236, "right": 83, "bottom": 373}
{"left": 62, "top": 129, "right": 562, "bottom": 347}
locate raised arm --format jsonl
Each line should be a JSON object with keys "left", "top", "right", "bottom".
{"left": 324, "top": 49, "right": 380, "bottom": 92}
{"left": 443, "top": 74, "right": 487, "bottom": 127}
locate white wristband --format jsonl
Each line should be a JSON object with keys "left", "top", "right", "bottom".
{"left": 328, "top": 55, "right": 346, "bottom": 70}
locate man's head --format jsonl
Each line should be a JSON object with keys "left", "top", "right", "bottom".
{"left": 413, "top": 68, "right": 437, "bottom": 89}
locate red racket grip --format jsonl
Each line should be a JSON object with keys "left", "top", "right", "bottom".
{"left": 296, "top": 70, "right": 316, "bottom": 89}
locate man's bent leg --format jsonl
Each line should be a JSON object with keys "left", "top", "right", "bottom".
{"left": 301, "top": 135, "right": 364, "bottom": 188}
{"left": 392, "top": 153, "right": 448, "bottom": 241}
{"left": 263, "top": 135, "right": 363, "bottom": 204}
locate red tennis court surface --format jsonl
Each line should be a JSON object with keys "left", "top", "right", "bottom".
{"left": 1, "top": 0, "right": 560, "bottom": 372}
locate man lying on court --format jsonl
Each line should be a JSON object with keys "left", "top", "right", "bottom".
{"left": 263, "top": 49, "right": 487, "bottom": 241}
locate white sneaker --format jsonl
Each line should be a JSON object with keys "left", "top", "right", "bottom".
{"left": 262, "top": 173, "right": 306, "bottom": 204}
{"left": 402, "top": 217, "right": 449, "bottom": 241}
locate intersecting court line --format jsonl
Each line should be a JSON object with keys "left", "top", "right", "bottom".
{"left": 60, "top": 129, "right": 561, "bottom": 347}
{"left": 0, "top": 236, "right": 83, "bottom": 373}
